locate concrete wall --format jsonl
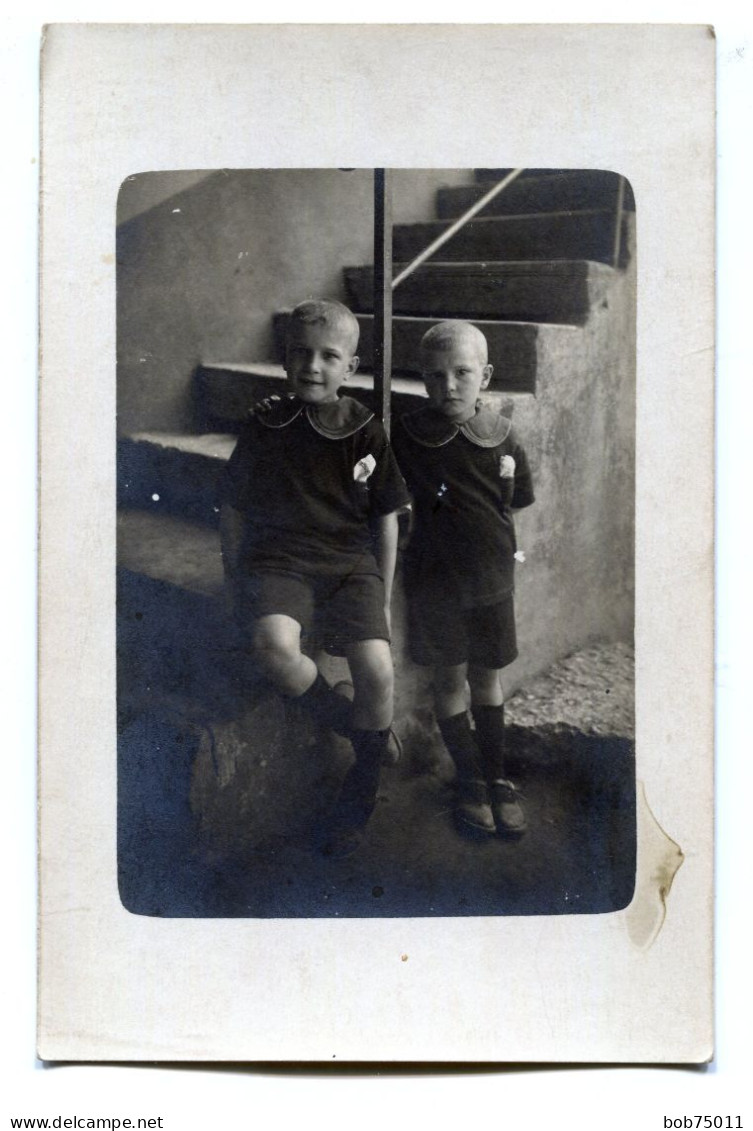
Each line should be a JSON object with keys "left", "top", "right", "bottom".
{"left": 117, "top": 172, "right": 215, "bottom": 226}
{"left": 117, "top": 168, "right": 474, "bottom": 433}
{"left": 498, "top": 235, "right": 636, "bottom": 684}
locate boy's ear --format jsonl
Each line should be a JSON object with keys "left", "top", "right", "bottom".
{"left": 481, "top": 363, "right": 493, "bottom": 388}
{"left": 348, "top": 355, "right": 360, "bottom": 377}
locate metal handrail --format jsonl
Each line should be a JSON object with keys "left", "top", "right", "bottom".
{"left": 391, "top": 168, "right": 525, "bottom": 290}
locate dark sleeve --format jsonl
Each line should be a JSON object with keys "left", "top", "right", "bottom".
{"left": 216, "top": 423, "right": 255, "bottom": 509}
{"left": 510, "top": 431, "right": 535, "bottom": 509}
{"left": 364, "top": 421, "right": 412, "bottom": 517}
{"left": 388, "top": 419, "right": 413, "bottom": 491}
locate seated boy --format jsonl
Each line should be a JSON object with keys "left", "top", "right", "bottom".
{"left": 218, "top": 300, "right": 410, "bottom": 854}
{"left": 391, "top": 320, "right": 535, "bottom": 838}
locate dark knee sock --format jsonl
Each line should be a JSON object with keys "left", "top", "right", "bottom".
{"left": 437, "top": 712, "right": 484, "bottom": 781}
{"left": 294, "top": 672, "right": 353, "bottom": 736}
{"left": 331, "top": 729, "right": 388, "bottom": 829}
{"left": 471, "top": 703, "right": 506, "bottom": 781}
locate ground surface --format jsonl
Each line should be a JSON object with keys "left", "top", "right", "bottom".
{"left": 118, "top": 634, "right": 636, "bottom": 920}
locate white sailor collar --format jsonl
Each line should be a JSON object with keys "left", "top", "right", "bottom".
{"left": 400, "top": 403, "right": 512, "bottom": 448}
{"left": 256, "top": 394, "right": 375, "bottom": 439}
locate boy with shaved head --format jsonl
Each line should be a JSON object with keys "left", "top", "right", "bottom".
{"left": 219, "top": 300, "right": 410, "bottom": 855}
{"left": 391, "top": 320, "right": 534, "bottom": 838}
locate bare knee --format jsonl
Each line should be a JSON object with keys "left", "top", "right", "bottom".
{"left": 356, "top": 655, "right": 394, "bottom": 708}
{"left": 347, "top": 641, "right": 394, "bottom": 728}
{"left": 361, "top": 655, "right": 395, "bottom": 705}
{"left": 252, "top": 617, "right": 303, "bottom": 680}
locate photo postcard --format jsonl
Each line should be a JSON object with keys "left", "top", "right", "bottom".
{"left": 38, "top": 22, "right": 714, "bottom": 1063}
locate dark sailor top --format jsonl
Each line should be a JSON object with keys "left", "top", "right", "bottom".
{"left": 391, "top": 403, "right": 534, "bottom": 608}
{"left": 218, "top": 394, "right": 410, "bottom": 578}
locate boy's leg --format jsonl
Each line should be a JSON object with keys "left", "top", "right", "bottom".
{"left": 320, "top": 639, "right": 393, "bottom": 854}
{"left": 468, "top": 664, "right": 527, "bottom": 837}
{"left": 434, "top": 664, "right": 495, "bottom": 835}
{"left": 253, "top": 613, "right": 316, "bottom": 694}
{"left": 253, "top": 614, "right": 352, "bottom": 734}
{"left": 347, "top": 638, "right": 393, "bottom": 731}
{"left": 406, "top": 583, "right": 495, "bottom": 835}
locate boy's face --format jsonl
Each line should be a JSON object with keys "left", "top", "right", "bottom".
{"left": 421, "top": 338, "right": 493, "bottom": 421}
{"left": 285, "top": 321, "right": 359, "bottom": 404}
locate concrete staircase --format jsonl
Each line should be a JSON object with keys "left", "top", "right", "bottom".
{"left": 118, "top": 168, "right": 635, "bottom": 716}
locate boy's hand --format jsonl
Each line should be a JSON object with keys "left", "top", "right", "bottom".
{"left": 499, "top": 454, "right": 516, "bottom": 506}
{"left": 384, "top": 605, "right": 392, "bottom": 637}
{"left": 249, "top": 394, "right": 283, "bottom": 417}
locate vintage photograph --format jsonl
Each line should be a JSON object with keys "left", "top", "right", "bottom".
{"left": 116, "top": 166, "right": 636, "bottom": 919}
{"left": 38, "top": 23, "right": 714, "bottom": 1064}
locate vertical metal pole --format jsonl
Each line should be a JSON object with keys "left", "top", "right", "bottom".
{"left": 612, "top": 174, "right": 626, "bottom": 269}
{"left": 373, "top": 168, "right": 393, "bottom": 435}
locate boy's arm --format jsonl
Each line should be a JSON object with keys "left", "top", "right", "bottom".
{"left": 374, "top": 510, "right": 400, "bottom": 631}
{"left": 510, "top": 435, "right": 535, "bottom": 510}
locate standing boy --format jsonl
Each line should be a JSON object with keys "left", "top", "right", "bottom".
{"left": 218, "top": 300, "right": 410, "bottom": 854}
{"left": 391, "top": 320, "right": 534, "bottom": 837}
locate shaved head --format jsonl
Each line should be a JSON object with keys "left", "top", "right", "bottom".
{"left": 288, "top": 299, "right": 360, "bottom": 355}
{"left": 420, "top": 320, "right": 489, "bottom": 366}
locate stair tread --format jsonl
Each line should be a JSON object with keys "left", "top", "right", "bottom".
{"left": 199, "top": 361, "right": 428, "bottom": 397}
{"left": 354, "top": 312, "right": 580, "bottom": 333}
{"left": 473, "top": 167, "right": 596, "bottom": 179}
{"left": 201, "top": 361, "right": 284, "bottom": 378}
{"left": 272, "top": 312, "right": 578, "bottom": 392}
{"left": 275, "top": 308, "right": 577, "bottom": 331}
{"left": 387, "top": 259, "right": 615, "bottom": 276}
{"left": 392, "top": 210, "right": 633, "bottom": 268}
{"left": 344, "top": 261, "right": 612, "bottom": 325}
{"left": 125, "top": 431, "right": 238, "bottom": 459}
{"left": 468, "top": 170, "right": 628, "bottom": 185}
{"left": 438, "top": 174, "right": 635, "bottom": 218}
{"left": 118, "top": 509, "right": 224, "bottom": 597}
{"left": 396, "top": 208, "right": 617, "bottom": 229}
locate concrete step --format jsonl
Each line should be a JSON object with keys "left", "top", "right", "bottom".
{"left": 273, "top": 311, "right": 578, "bottom": 394}
{"left": 118, "top": 509, "right": 224, "bottom": 597}
{"left": 474, "top": 167, "right": 564, "bottom": 180}
{"left": 344, "top": 260, "right": 615, "bottom": 325}
{"left": 437, "top": 172, "right": 635, "bottom": 220}
{"left": 195, "top": 362, "right": 295, "bottom": 433}
{"left": 118, "top": 431, "right": 236, "bottom": 524}
{"left": 392, "top": 209, "right": 632, "bottom": 267}
{"left": 117, "top": 511, "right": 248, "bottom": 717}
{"left": 351, "top": 316, "right": 542, "bottom": 386}
{"left": 195, "top": 362, "right": 427, "bottom": 432}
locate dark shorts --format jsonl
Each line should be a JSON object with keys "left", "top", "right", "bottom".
{"left": 406, "top": 590, "right": 518, "bottom": 669}
{"left": 236, "top": 569, "right": 389, "bottom": 656}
